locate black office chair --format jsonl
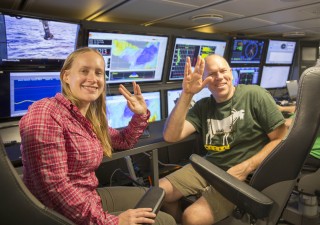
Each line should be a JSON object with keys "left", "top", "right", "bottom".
{"left": 281, "top": 151, "right": 320, "bottom": 224}
{"left": 190, "top": 65, "right": 320, "bottom": 225}
{"left": 0, "top": 135, "right": 76, "bottom": 225}
{"left": 0, "top": 135, "right": 165, "bottom": 225}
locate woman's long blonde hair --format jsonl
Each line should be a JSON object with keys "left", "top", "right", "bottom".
{"left": 60, "top": 47, "right": 112, "bottom": 157}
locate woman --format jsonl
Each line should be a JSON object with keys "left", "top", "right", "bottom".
{"left": 19, "top": 47, "right": 175, "bottom": 225}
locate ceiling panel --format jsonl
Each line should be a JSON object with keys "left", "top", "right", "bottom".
{"left": 257, "top": 3, "right": 320, "bottom": 23}
{"left": 161, "top": 0, "right": 227, "bottom": 7}
{"left": 95, "top": 0, "right": 195, "bottom": 23}
{"left": 212, "top": 0, "right": 319, "bottom": 17}
{"left": 20, "top": 0, "right": 125, "bottom": 20}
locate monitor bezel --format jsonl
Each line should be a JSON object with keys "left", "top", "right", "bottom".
{"left": 106, "top": 90, "right": 162, "bottom": 129}
{"left": 231, "top": 65, "right": 261, "bottom": 86}
{"left": 85, "top": 29, "right": 169, "bottom": 86}
{"left": 265, "top": 39, "right": 296, "bottom": 65}
{"left": 0, "top": 11, "right": 81, "bottom": 70}
{"left": 0, "top": 69, "right": 61, "bottom": 123}
{"left": 166, "top": 36, "right": 227, "bottom": 82}
{"left": 259, "top": 65, "right": 291, "bottom": 89}
{"left": 229, "top": 37, "right": 266, "bottom": 65}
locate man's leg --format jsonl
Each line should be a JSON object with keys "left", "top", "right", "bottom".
{"left": 159, "top": 177, "right": 184, "bottom": 223}
{"left": 182, "top": 196, "right": 214, "bottom": 225}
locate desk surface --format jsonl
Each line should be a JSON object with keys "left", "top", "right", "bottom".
{"left": 103, "top": 119, "right": 197, "bottom": 162}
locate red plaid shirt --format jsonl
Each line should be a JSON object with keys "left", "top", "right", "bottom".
{"left": 19, "top": 93, "right": 150, "bottom": 225}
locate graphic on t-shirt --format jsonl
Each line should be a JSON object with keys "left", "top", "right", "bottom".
{"left": 205, "top": 109, "right": 245, "bottom": 150}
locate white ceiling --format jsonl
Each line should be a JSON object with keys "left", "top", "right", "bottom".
{"left": 1, "top": 0, "right": 320, "bottom": 40}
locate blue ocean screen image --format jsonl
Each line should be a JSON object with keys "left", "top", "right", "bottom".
{"left": 106, "top": 92, "right": 161, "bottom": 129}
{"left": 13, "top": 78, "right": 61, "bottom": 112}
{"left": 4, "top": 15, "right": 79, "bottom": 59}
{"left": 111, "top": 40, "right": 159, "bottom": 70}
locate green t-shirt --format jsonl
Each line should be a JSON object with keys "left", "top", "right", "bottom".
{"left": 187, "top": 85, "right": 285, "bottom": 170}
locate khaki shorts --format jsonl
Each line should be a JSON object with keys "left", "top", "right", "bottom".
{"left": 166, "top": 163, "right": 234, "bottom": 222}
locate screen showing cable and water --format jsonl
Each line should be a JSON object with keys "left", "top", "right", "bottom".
{"left": 168, "top": 37, "right": 227, "bottom": 81}
{"left": 9, "top": 71, "right": 61, "bottom": 117}
{"left": 87, "top": 31, "right": 168, "bottom": 84}
{"left": 0, "top": 13, "right": 79, "bottom": 68}
{"left": 106, "top": 91, "right": 161, "bottom": 129}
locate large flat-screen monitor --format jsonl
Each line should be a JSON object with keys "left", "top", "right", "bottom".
{"left": 0, "top": 12, "right": 80, "bottom": 69}
{"left": 166, "top": 88, "right": 211, "bottom": 116}
{"left": 87, "top": 31, "right": 168, "bottom": 85}
{"left": 106, "top": 91, "right": 161, "bottom": 129}
{"left": 260, "top": 66, "right": 290, "bottom": 89}
{"left": 265, "top": 40, "right": 296, "bottom": 64}
{"left": 168, "top": 37, "right": 227, "bottom": 81}
{"left": 231, "top": 66, "right": 260, "bottom": 85}
{"left": 229, "top": 38, "right": 265, "bottom": 64}
{"left": 0, "top": 71, "right": 61, "bottom": 120}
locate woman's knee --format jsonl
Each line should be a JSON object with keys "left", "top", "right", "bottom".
{"left": 155, "top": 211, "right": 177, "bottom": 225}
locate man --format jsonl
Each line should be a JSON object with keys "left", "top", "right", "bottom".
{"left": 159, "top": 54, "right": 287, "bottom": 225}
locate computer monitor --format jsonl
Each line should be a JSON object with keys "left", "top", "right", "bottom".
{"left": 286, "top": 80, "right": 298, "bottom": 100}
{"left": 229, "top": 38, "right": 265, "bottom": 64}
{"left": 106, "top": 91, "right": 161, "bottom": 129}
{"left": 168, "top": 37, "right": 227, "bottom": 81}
{"left": 265, "top": 40, "right": 296, "bottom": 64}
{"left": 260, "top": 66, "right": 291, "bottom": 89}
{"left": 231, "top": 66, "right": 260, "bottom": 85}
{"left": 0, "top": 12, "right": 80, "bottom": 69}
{"left": 0, "top": 71, "right": 61, "bottom": 120}
{"left": 166, "top": 88, "right": 211, "bottom": 116}
{"left": 87, "top": 31, "right": 168, "bottom": 85}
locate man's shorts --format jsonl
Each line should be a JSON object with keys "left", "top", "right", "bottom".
{"left": 166, "top": 163, "right": 234, "bottom": 222}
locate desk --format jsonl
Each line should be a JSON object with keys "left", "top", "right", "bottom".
{"left": 102, "top": 119, "right": 197, "bottom": 186}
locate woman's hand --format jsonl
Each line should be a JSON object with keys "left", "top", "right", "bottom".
{"left": 118, "top": 208, "right": 156, "bottom": 225}
{"left": 119, "top": 81, "right": 148, "bottom": 115}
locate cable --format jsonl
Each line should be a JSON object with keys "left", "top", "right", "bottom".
{"left": 142, "top": 152, "right": 183, "bottom": 168}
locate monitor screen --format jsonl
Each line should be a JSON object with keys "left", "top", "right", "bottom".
{"left": 168, "top": 37, "right": 227, "bottom": 81}
{"left": 231, "top": 66, "right": 260, "bottom": 85}
{"left": 286, "top": 80, "right": 298, "bottom": 100}
{"left": 166, "top": 88, "right": 211, "bottom": 116}
{"left": 260, "top": 66, "right": 290, "bottom": 89}
{"left": 229, "top": 39, "right": 265, "bottom": 64}
{"left": 0, "top": 71, "right": 61, "bottom": 120}
{"left": 0, "top": 13, "right": 80, "bottom": 69}
{"left": 265, "top": 40, "right": 296, "bottom": 64}
{"left": 87, "top": 31, "right": 168, "bottom": 84}
{"left": 106, "top": 91, "right": 161, "bottom": 129}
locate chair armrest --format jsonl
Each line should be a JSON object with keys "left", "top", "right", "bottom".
{"left": 134, "top": 186, "right": 165, "bottom": 214}
{"left": 190, "top": 154, "right": 274, "bottom": 219}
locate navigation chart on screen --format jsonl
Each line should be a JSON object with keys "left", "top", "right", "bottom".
{"left": 88, "top": 32, "right": 168, "bottom": 84}
{"left": 169, "top": 37, "right": 226, "bottom": 80}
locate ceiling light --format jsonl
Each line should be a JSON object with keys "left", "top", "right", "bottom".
{"left": 191, "top": 14, "right": 223, "bottom": 23}
{"left": 282, "top": 31, "right": 306, "bottom": 37}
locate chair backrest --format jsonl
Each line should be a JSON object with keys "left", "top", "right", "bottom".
{"left": 0, "top": 135, "right": 75, "bottom": 225}
{"left": 248, "top": 66, "right": 320, "bottom": 223}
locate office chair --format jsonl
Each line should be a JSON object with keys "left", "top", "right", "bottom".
{"left": 281, "top": 154, "right": 320, "bottom": 224}
{"left": 0, "top": 135, "right": 165, "bottom": 225}
{"left": 190, "top": 65, "right": 320, "bottom": 225}
{"left": 0, "top": 135, "right": 76, "bottom": 225}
